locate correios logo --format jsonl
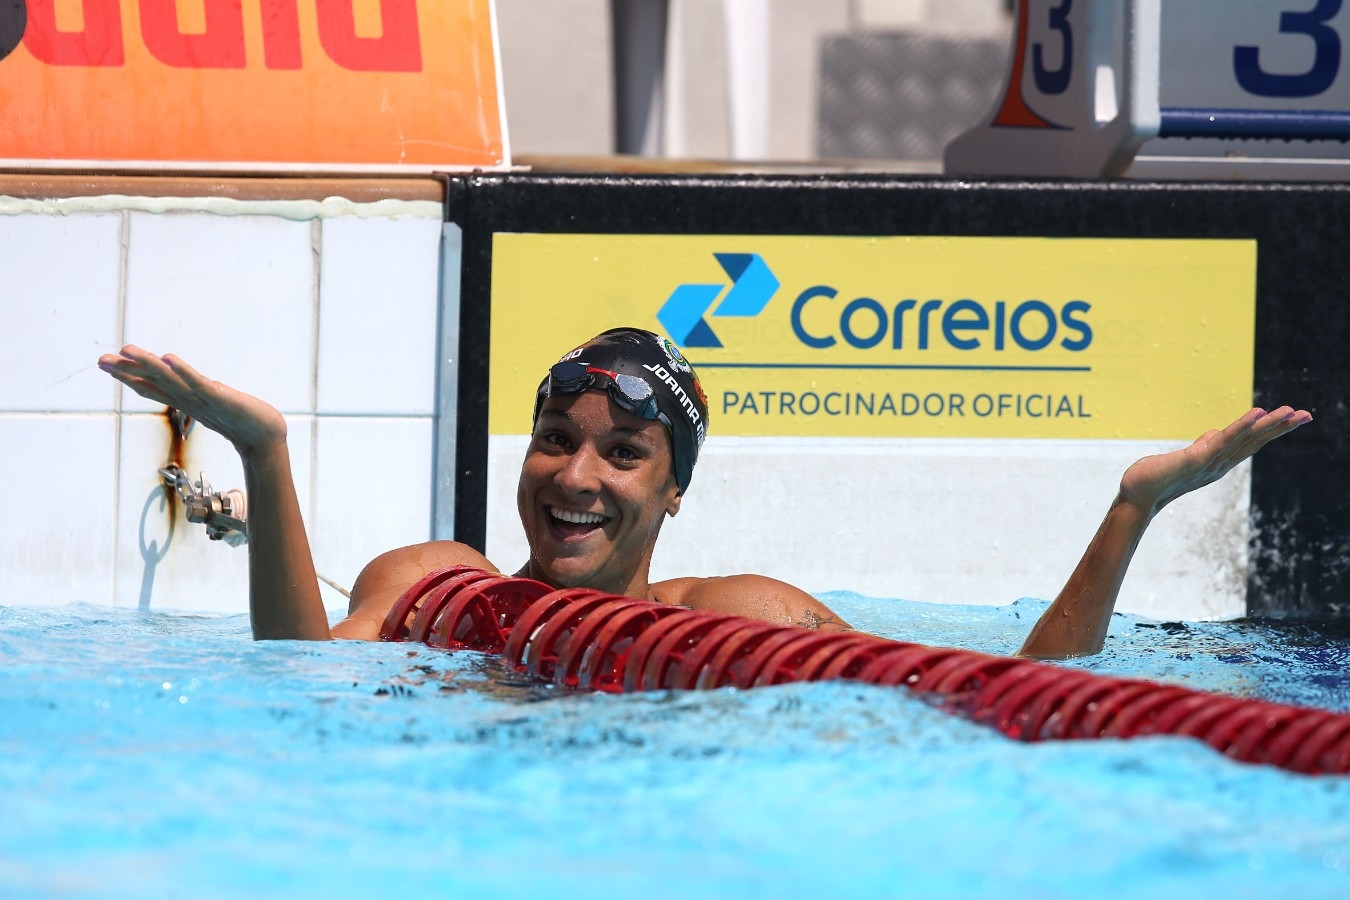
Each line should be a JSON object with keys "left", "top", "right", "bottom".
{"left": 660, "top": 253, "right": 1094, "bottom": 354}
{"left": 658, "top": 253, "right": 779, "bottom": 348}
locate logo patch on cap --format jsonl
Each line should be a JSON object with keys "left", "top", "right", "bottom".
{"left": 659, "top": 337, "right": 693, "bottom": 374}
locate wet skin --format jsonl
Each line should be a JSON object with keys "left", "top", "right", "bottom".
{"left": 516, "top": 391, "right": 682, "bottom": 597}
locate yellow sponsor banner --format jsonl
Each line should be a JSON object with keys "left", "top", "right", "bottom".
{"left": 489, "top": 234, "right": 1255, "bottom": 440}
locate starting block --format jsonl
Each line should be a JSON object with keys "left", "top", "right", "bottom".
{"left": 946, "top": 0, "right": 1350, "bottom": 179}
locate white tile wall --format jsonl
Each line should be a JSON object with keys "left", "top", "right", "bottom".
{"left": 2, "top": 200, "right": 442, "bottom": 615}
{"left": 121, "top": 212, "right": 316, "bottom": 415}
{"left": 113, "top": 413, "right": 314, "bottom": 614}
{"left": 0, "top": 414, "right": 116, "bottom": 605}
{"left": 310, "top": 416, "right": 435, "bottom": 603}
{"left": 0, "top": 213, "right": 123, "bottom": 412}
{"left": 316, "top": 216, "right": 441, "bottom": 415}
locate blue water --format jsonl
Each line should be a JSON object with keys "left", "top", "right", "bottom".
{"left": 3, "top": 595, "right": 1350, "bottom": 898}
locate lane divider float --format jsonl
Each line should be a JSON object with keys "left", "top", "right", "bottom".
{"left": 380, "top": 566, "right": 1350, "bottom": 776}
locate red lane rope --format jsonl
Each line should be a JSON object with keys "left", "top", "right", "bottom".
{"left": 678, "top": 619, "right": 780, "bottom": 690}
{"left": 638, "top": 614, "right": 736, "bottom": 691}
{"left": 380, "top": 566, "right": 492, "bottom": 641}
{"left": 579, "top": 603, "right": 682, "bottom": 693}
{"left": 752, "top": 631, "right": 856, "bottom": 689}
{"left": 793, "top": 632, "right": 884, "bottom": 683}
{"left": 525, "top": 594, "right": 627, "bottom": 681}
{"left": 817, "top": 636, "right": 902, "bottom": 681}
{"left": 1102, "top": 685, "right": 1194, "bottom": 739}
{"left": 380, "top": 567, "right": 1350, "bottom": 776}
{"left": 555, "top": 598, "right": 648, "bottom": 689}
{"left": 431, "top": 577, "right": 553, "bottom": 653}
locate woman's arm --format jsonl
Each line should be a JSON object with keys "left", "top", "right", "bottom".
{"left": 1018, "top": 406, "right": 1311, "bottom": 659}
{"left": 99, "top": 346, "right": 330, "bottom": 640}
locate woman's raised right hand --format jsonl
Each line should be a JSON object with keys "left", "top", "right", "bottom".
{"left": 98, "top": 345, "right": 288, "bottom": 459}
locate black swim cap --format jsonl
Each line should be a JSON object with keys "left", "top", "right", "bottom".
{"left": 533, "top": 328, "right": 709, "bottom": 493}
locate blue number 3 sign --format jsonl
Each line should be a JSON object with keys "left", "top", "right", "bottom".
{"left": 1234, "top": 0, "right": 1342, "bottom": 98}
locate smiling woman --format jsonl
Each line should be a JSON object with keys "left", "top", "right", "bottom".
{"left": 97, "top": 326, "right": 1310, "bottom": 658}
{"left": 519, "top": 392, "right": 682, "bottom": 596}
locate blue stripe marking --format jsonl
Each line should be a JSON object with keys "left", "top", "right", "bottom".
{"left": 688, "top": 363, "right": 1091, "bottom": 373}
{"left": 713, "top": 253, "right": 780, "bottom": 317}
{"left": 657, "top": 283, "right": 724, "bottom": 348}
{"left": 1159, "top": 107, "right": 1350, "bottom": 141}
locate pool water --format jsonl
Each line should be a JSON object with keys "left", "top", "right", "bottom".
{"left": 3, "top": 594, "right": 1350, "bottom": 898}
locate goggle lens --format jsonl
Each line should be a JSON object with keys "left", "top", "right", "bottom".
{"left": 536, "top": 356, "right": 694, "bottom": 493}
{"left": 545, "top": 361, "right": 660, "bottom": 421}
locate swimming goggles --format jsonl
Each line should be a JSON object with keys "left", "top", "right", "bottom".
{"left": 535, "top": 358, "right": 696, "bottom": 492}
{"left": 540, "top": 361, "right": 670, "bottom": 426}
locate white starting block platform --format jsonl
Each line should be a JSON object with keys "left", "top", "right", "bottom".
{"left": 946, "top": 0, "right": 1350, "bottom": 180}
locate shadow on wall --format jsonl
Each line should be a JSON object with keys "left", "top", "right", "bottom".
{"left": 137, "top": 485, "right": 175, "bottom": 611}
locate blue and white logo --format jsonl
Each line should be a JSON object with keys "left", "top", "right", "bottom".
{"left": 657, "top": 253, "right": 779, "bottom": 348}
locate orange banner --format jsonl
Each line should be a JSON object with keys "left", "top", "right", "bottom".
{"left": 0, "top": 0, "right": 508, "bottom": 170}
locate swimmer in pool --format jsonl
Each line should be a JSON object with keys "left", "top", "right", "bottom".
{"left": 98, "top": 328, "right": 1311, "bottom": 659}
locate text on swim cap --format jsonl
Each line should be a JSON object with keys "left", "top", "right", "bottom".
{"left": 642, "top": 362, "right": 706, "bottom": 446}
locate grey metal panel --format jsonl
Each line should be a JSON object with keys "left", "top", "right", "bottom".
{"left": 432, "top": 221, "right": 463, "bottom": 541}
{"left": 613, "top": 0, "right": 671, "bottom": 155}
{"left": 818, "top": 33, "right": 1007, "bottom": 161}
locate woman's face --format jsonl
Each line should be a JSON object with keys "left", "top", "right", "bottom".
{"left": 517, "top": 390, "right": 681, "bottom": 596}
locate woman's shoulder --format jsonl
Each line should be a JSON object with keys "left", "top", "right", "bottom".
{"left": 652, "top": 574, "right": 851, "bottom": 631}
{"left": 359, "top": 540, "right": 496, "bottom": 577}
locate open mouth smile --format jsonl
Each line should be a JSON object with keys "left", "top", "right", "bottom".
{"left": 547, "top": 506, "right": 610, "bottom": 538}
